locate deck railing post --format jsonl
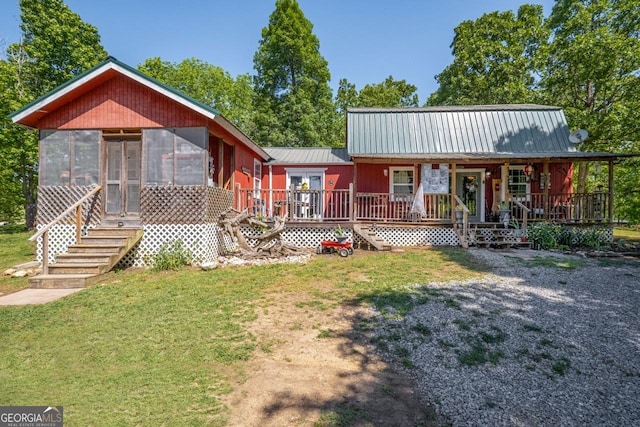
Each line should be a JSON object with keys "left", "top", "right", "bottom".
{"left": 75, "top": 205, "right": 82, "bottom": 243}
{"left": 42, "top": 230, "right": 49, "bottom": 275}
{"left": 349, "top": 183, "right": 355, "bottom": 221}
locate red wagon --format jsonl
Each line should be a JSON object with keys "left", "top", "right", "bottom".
{"left": 316, "top": 239, "right": 354, "bottom": 257}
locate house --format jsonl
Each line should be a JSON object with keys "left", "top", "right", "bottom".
{"left": 10, "top": 57, "right": 270, "bottom": 286}
{"left": 241, "top": 106, "right": 623, "bottom": 248}
{"left": 10, "top": 58, "right": 625, "bottom": 287}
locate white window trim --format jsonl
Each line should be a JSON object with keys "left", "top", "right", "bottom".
{"left": 507, "top": 166, "right": 531, "bottom": 202}
{"left": 389, "top": 166, "right": 414, "bottom": 199}
{"left": 284, "top": 168, "right": 327, "bottom": 189}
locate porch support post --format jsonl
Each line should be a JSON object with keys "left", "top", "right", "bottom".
{"left": 352, "top": 162, "right": 358, "bottom": 221}
{"left": 451, "top": 163, "right": 457, "bottom": 224}
{"left": 608, "top": 158, "right": 614, "bottom": 222}
{"left": 501, "top": 162, "right": 509, "bottom": 202}
{"left": 543, "top": 161, "right": 550, "bottom": 220}
{"left": 217, "top": 139, "right": 224, "bottom": 187}
{"left": 349, "top": 183, "right": 355, "bottom": 221}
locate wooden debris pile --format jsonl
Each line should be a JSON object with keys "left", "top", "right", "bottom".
{"left": 218, "top": 209, "right": 306, "bottom": 258}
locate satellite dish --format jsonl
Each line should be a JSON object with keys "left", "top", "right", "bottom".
{"left": 569, "top": 129, "right": 589, "bottom": 144}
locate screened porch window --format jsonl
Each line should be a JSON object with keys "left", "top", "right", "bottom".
{"left": 144, "top": 127, "right": 207, "bottom": 186}
{"left": 40, "top": 130, "right": 100, "bottom": 187}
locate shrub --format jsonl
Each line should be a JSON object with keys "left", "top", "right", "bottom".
{"left": 152, "top": 239, "right": 193, "bottom": 271}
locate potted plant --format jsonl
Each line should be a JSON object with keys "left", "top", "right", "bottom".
{"left": 499, "top": 202, "right": 510, "bottom": 224}
{"left": 334, "top": 225, "right": 349, "bottom": 243}
{"left": 509, "top": 218, "right": 526, "bottom": 240}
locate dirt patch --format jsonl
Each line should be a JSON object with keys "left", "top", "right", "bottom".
{"left": 222, "top": 290, "right": 437, "bottom": 426}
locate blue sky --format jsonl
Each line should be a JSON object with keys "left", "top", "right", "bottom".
{"left": 0, "top": 0, "right": 556, "bottom": 103}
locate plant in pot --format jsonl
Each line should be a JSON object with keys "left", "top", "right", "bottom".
{"left": 334, "top": 225, "right": 349, "bottom": 243}
{"left": 509, "top": 218, "right": 526, "bottom": 241}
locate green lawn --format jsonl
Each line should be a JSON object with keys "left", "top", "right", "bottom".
{"left": 614, "top": 226, "right": 640, "bottom": 242}
{"left": 0, "top": 225, "right": 35, "bottom": 294}
{"left": 0, "top": 239, "right": 487, "bottom": 426}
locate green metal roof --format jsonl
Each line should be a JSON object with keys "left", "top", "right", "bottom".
{"left": 265, "top": 147, "right": 351, "bottom": 165}
{"left": 346, "top": 105, "right": 589, "bottom": 160}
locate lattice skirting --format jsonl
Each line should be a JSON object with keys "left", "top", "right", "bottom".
{"left": 118, "top": 224, "right": 225, "bottom": 267}
{"left": 367, "top": 225, "right": 460, "bottom": 247}
{"left": 35, "top": 224, "right": 78, "bottom": 264}
{"left": 239, "top": 225, "right": 460, "bottom": 248}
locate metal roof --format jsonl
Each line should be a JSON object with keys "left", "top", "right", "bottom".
{"left": 265, "top": 147, "right": 351, "bottom": 165}
{"left": 347, "top": 105, "right": 579, "bottom": 159}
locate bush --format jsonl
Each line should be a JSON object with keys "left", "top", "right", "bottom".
{"left": 152, "top": 239, "right": 193, "bottom": 271}
{"left": 528, "top": 223, "right": 610, "bottom": 250}
{"left": 528, "top": 223, "right": 559, "bottom": 250}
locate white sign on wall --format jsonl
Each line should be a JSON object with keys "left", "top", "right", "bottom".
{"left": 421, "top": 163, "right": 449, "bottom": 194}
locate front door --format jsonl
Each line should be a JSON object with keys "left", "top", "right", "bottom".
{"left": 106, "top": 140, "right": 141, "bottom": 216}
{"left": 456, "top": 171, "right": 483, "bottom": 222}
{"left": 288, "top": 172, "right": 323, "bottom": 219}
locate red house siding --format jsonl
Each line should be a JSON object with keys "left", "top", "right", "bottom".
{"left": 37, "top": 75, "right": 207, "bottom": 129}
{"left": 265, "top": 165, "right": 354, "bottom": 191}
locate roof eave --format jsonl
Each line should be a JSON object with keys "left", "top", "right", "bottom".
{"left": 10, "top": 57, "right": 221, "bottom": 127}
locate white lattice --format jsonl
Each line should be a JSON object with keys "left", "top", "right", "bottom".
{"left": 238, "top": 224, "right": 459, "bottom": 248}
{"left": 118, "top": 223, "right": 222, "bottom": 267}
{"left": 371, "top": 224, "right": 460, "bottom": 246}
{"left": 35, "top": 224, "right": 80, "bottom": 263}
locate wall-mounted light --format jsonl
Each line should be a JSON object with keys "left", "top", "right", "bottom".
{"left": 485, "top": 170, "right": 492, "bottom": 179}
{"left": 383, "top": 169, "right": 388, "bottom": 177}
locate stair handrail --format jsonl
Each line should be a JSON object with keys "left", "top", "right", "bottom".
{"left": 29, "top": 185, "right": 102, "bottom": 274}
{"left": 453, "top": 195, "right": 470, "bottom": 248}
{"left": 509, "top": 197, "right": 530, "bottom": 232}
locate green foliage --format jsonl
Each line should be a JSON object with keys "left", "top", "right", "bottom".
{"left": 151, "top": 240, "right": 193, "bottom": 271}
{"left": 138, "top": 57, "right": 256, "bottom": 135}
{"left": 0, "top": 0, "right": 107, "bottom": 228}
{"left": 528, "top": 223, "right": 610, "bottom": 250}
{"left": 253, "top": 0, "right": 340, "bottom": 147}
{"left": 427, "top": 4, "right": 548, "bottom": 106}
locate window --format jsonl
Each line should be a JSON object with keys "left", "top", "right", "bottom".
{"left": 253, "top": 159, "right": 262, "bottom": 198}
{"left": 144, "top": 127, "right": 207, "bottom": 186}
{"left": 390, "top": 167, "right": 414, "bottom": 197}
{"left": 508, "top": 166, "right": 530, "bottom": 200}
{"left": 40, "top": 130, "right": 100, "bottom": 187}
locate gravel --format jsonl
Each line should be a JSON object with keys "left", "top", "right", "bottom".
{"left": 370, "top": 248, "right": 640, "bottom": 427}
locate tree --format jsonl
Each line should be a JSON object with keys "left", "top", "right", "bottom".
{"left": 540, "top": 0, "right": 640, "bottom": 195}
{"left": 139, "top": 57, "right": 256, "bottom": 135}
{"left": 335, "top": 76, "right": 419, "bottom": 142}
{"left": 253, "top": 0, "right": 339, "bottom": 147}
{"left": 427, "top": 4, "right": 549, "bottom": 106}
{"left": 0, "top": 0, "right": 107, "bottom": 228}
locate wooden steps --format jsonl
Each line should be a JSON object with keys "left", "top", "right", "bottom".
{"left": 467, "top": 223, "right": 531, "bottom": 249}
{"left": 29, "top": 227, "right": 142, "bottom": 289}
{"left": 352, "top": 223, "right": 392, "bottom": 251}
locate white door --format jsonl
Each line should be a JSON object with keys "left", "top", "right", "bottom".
{"left": 288, "top": 171, "right": 323, "bottom": 219}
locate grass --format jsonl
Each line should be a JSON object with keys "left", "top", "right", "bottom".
{"left": 613, "top": 227, "right": 640, "bottom": 242}
{"left": 0, "top": 243, "right": 485, "bottom": 426}
{"left": 0, "top": 225, "right": 35, "bottom": 295}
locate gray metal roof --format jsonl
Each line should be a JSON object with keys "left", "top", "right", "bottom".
{"left": 347, "top": 105, "right": 578, "bottom": 159}
{"left": 265, "top": 147, "right": 352, "bottom": 165}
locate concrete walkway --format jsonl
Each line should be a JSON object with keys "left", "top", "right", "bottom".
{"left": 0, "top": 288, "right": 83, "bottom": 306}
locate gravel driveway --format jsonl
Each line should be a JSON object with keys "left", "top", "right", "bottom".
{"left": 371, "top": 249, "right": 640, "bottom": 426}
